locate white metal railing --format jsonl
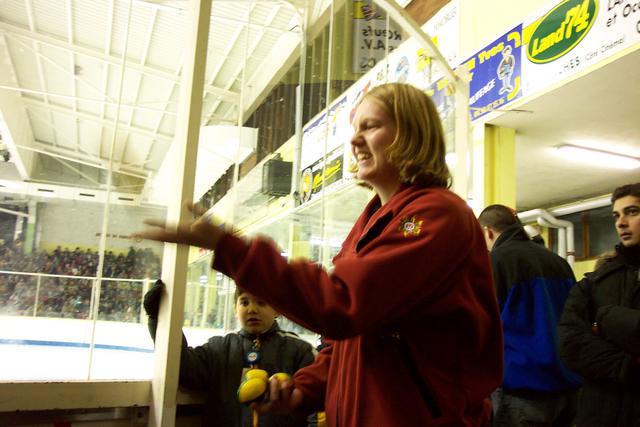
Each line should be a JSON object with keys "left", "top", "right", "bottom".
{"left": 0, "top": 270, "right": 231, "bottom": 330}
{"left": 0, "top": 270, "right": 149, "bottom": 323}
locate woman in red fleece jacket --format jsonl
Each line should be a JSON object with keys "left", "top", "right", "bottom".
{"left": 136, "top": 83, "right": 503, "bottom": 426}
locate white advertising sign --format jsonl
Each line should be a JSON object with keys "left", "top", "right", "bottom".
{"left": 352, "top": 0, "right": 404, "bottom": 73}
{"left": 521, "top": 0, "right": 640, "bottom": 96}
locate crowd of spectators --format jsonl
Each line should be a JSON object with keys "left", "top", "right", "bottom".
{"left": 0, "top": 241, "right": 161, "bottom": 322}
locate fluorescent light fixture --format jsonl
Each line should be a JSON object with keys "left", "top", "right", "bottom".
{"left": 555, "top": 144, "right": 640, "bottom": 170}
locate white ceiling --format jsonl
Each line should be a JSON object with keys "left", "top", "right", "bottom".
{"left": 0, "top": 0, "right": 637, "bottom": 213}
{"left": 489, "top": 47, "right": 640, "bottom": 211}
{"left": 0, "top": 0, "right": 310, "bottom": 196}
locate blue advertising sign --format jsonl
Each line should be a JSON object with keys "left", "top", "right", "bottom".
{"left": 463, "top": 25, "right": 523, "bottom": 120}
{"left": 425, "top": 78, "right": 455, "bottom": 132}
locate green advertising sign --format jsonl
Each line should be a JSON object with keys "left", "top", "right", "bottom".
{"left": 527, "top": 0, "right": 598, "bottom": 63}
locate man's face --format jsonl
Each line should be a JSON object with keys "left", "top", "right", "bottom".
{"left": 235, "top": 292, "right": 277, "bottom": 335}
{"left": 613, "top": 195, "right": 640, "bottom": 247}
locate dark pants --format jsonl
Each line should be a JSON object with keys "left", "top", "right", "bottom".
{"left": 492, "top": 388, "right": 577, "bottom": 427}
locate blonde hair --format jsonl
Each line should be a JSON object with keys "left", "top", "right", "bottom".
{"left": 358, "top": 83, "right": 451, "bottom": 188}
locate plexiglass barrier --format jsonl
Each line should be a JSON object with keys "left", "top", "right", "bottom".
{"left": 0, "top": 0, "right": 461, "bottom": 382}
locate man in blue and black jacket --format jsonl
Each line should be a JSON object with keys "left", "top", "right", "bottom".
{"left": 479, "top": 204, "right": 581, "bottom": 427}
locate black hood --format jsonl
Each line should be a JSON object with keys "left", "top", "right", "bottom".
{"left": 616, "top": 243, "right": 640, "bottom": 268}
{"left": 493, "top": 223, "right": 529, "bottom": 250}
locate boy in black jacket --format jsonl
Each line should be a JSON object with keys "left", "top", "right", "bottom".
{"left": 144, "top": 281, "right": 316, "bottom": 427}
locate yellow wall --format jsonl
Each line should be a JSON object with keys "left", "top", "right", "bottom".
{"left": 458, "top": 0, "right": 551, "bottom": 57}
{"left": 481, "top": 125, "right": 516, "bottom": 208}
{"left": 573, "top": 258, "right": 597, "bottom": 281}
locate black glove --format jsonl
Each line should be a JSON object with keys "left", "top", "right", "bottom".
{"left": 143, "top": 279, "right": 164, "bottom": 318}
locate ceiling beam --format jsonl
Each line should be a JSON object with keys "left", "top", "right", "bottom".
{"left": 8, "top": 33, "right": 122, "bottom": 105}
{"left": 0, "top": 34, "right": 33, "bottom": 180}
{"left": 30, "top": 132, "right": 103, "bottom": 165}
{"left": 119, "top": 7, "right": 159, "bottom": 169}
{"left": 0, "top": 21, "right": 239, "bottom": 103}
{"left": 212, "top": 13, "right": 300, "bottom": 34}
{"left": 66, "top": 0, "right": 80, "bottom": 156}
{"left": 24, "top": 0, "right": 60, "bottom": 149}
{"left": 51, "top": 156, "right": 102, "bottom": 186}
{"left": 208, "top": 3, "right": 280, "bottom": 123}
{"left": 203, "top": 22, "right": 244, "bottom": 122}
{"left": 136, "top": 0, "right": 298, "bottom": 10}
{"left": 0, "top": 85, "right": 177, "bottom": 115}
{"left": 140, "top": 52, "right": 183, "bottom": 170}
{"left": 0, "top": 207, "right": 29, "bottom": 218}
{"left": 100, "top": 0, "right": 116, "bottom": 161}
{"left": 25, "top": 105, "right": 104, "bottom": 162}
{"left": 17, "top": 142, "right": 150, "bottom": 180}
{"left": 21, "top": 97, "right": 173, "bottom": 143}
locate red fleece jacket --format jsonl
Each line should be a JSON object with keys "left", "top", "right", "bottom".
{"left": 213, "top": 185, "right": 503, "bottom": 426}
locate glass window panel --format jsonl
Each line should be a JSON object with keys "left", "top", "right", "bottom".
{"left": 350, "top": 0, "right": 407, "bottom": 85}
{"left": 588, "top": 206, "right": 618, "bottom": 258}
{"left": 0, "top": 0, "right": 180, "bottom": 380}
{"left": 0, "top": 0, "right": 458, "bottom": 382}
{"left": 185, "top": 0, "right": 457, "bottom": 350}
{"left": 188, "top": 1, "right": 317, "bottom": 348}
{"left": 0, "top": 0, "right": 461, "bottom": 383}
{"left": 0, "top": 199, "right": 165, "bottom": 380}
{"left": 551, "top": 207, "right": 619, "bottom": 260}
{"left": 88, "top": 187, "right": 166, "bottom": 379}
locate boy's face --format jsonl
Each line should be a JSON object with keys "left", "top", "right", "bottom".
{"left": 235, "top": 292, "right": 278, "bottom": 335}
{"left": 613, "top": 195, "right": 640, "bottom": 247}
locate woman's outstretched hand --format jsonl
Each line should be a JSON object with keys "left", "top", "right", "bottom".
{"left": 132, "top": 202, "right": 225, "bottom": 251}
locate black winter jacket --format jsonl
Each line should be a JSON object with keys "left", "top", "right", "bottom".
{"left": 149, "top": 320, "right": 316, "bottom": 427}
{"left": 558, "top": 244, "right": 640, "bottom": 426}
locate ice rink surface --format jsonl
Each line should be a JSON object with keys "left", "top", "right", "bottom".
{"left": 0, "top": 316, "right": 215, "bottom": 381}
{"left": 0, "top": 343, "right": 154, "bottom": 380}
